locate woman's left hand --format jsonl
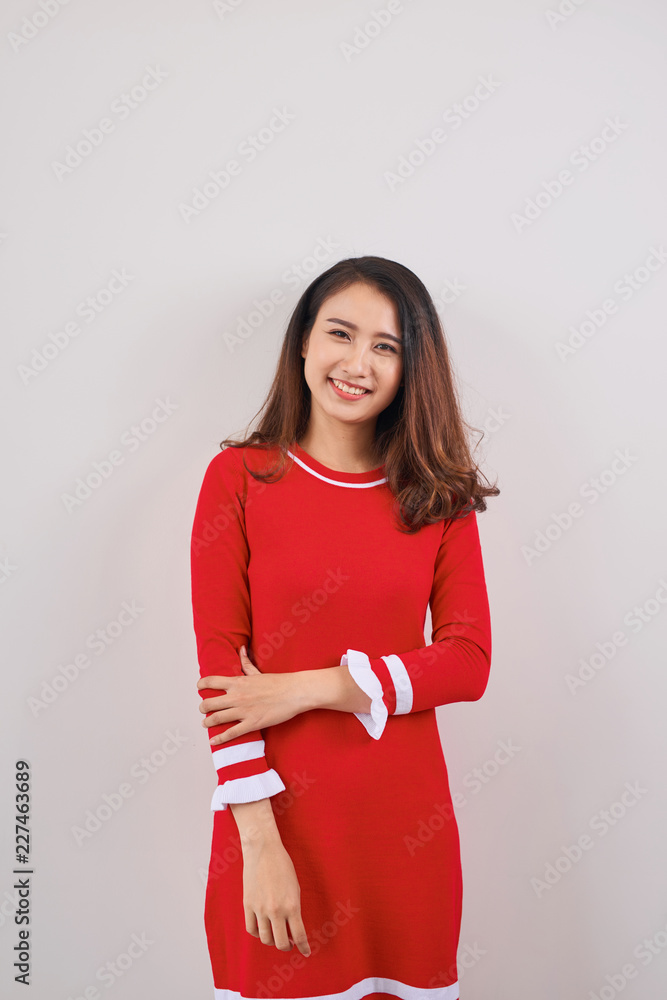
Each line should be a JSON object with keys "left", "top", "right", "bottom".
{"left": 197, "top": 646, "right": 307, "bottom": 745}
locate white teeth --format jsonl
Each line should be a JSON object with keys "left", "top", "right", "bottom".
{"left": 331, "top": 378, "right": 369, "bottom": 396}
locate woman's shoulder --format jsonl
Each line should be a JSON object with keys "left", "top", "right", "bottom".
{"left": 208, "top": 441, "right": 284, "bottom": 480}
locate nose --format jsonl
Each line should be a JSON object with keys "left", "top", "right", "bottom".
{"left": 341, "top": 343, "right": 373, "bottom": 375}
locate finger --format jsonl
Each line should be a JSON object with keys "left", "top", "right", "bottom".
{"left": 244, "top": 907, "right": 260, "bottom": 939}
{"left": 257, "top": 916, "right": 275, "bottom": 948}
{"left": 209, "top": 723, "right": 251, "bottom": 746}
{"left": 198, "top": 695, "right": 230, "bottom": 714}
{"left": 287, "top": 912, "right": 311, "bottom": 957}
{"left": 239, "top": 646, "right": 261, "bottom": 672}
{"left": 201, "top": 707, "right": 240, "bottom": 728}
{"left": 196, "top": 675, "right": 233, "bottom": 691}
{"left": 270, "top": 917, "right": 293, "bottom": 952}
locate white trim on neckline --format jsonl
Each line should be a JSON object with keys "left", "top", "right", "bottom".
{"left": 287, "top": 449, "right": 388, "bottom": 489}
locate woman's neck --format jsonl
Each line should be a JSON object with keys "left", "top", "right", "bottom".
{"left": 295, "top": 434, "right": 380, "bottom": 474}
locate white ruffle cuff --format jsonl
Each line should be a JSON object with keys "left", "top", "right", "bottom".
{"left": 210, "top": 768, "right": 286, "bottom": 811}
{"left": 341, "top": 649, "right": 388, "bottom": 740}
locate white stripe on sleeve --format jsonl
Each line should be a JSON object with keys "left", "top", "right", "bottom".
{"left": 212, "top": 738, "right": 266, "bottom": 771}
{"left": 382, "top": 654, "right": 413, "bottom": 714}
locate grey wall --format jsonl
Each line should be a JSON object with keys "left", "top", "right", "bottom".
{"left": 3, "top": 1, "right": 666, "bottom": 997}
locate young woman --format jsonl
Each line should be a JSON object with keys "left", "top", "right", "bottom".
{"left": 190, "top": 255, "right": 499, "bottom": 1000}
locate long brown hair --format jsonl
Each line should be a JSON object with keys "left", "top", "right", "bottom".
{"left": 220, "top": 255, "right": 499, "bottom": 533}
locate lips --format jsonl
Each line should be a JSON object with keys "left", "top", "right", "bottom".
{"left": 328, "top": 377, "right": 371, "bottom": 395}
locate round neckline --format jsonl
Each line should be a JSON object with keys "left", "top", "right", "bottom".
{"left": 289, "top": 440, "right": 386, "bottom": 484}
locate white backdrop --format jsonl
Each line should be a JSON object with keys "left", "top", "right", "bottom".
{"left": 3, "top": 1, "right": 667, "bottom": 998}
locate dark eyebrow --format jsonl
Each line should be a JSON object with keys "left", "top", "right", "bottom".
{"left": 325, "top": 317, "right": 403, "bottom": 346}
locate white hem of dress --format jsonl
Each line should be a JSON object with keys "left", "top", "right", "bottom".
{"left": 340, "top": 649, "right": 389, "bottom": 740}
{"left": 213, "top": 974, "right": 459, "bottom": 999}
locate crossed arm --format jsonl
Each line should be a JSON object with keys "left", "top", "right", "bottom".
{"left": 191, "top": 449, "right": 490, "bottom": 818}
{"left": 196, "top": 645, "right": 373, "bottom": 747}
{"left": 197, "top": 648, "right": 373, "bottom": 867}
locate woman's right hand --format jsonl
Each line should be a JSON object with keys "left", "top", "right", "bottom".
{"left": 242, "top": 837, "right": 311, "bottom": 957}
{"left": 229, "top": 797, "right": 311, "bottom": 957}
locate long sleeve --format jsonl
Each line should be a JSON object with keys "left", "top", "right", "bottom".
{"left": 190, "top": 448, "right": 286, "bottom": 809}
{"left": 342, "top": 507, "right": 492, "bottom": 739}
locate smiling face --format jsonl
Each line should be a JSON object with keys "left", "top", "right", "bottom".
{"left": 300, "top": 282, "right": 404, "bottom": 431}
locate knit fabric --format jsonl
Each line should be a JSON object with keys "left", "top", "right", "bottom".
{"left": 190, "top": 440, "right": 492, "bottom": 1000}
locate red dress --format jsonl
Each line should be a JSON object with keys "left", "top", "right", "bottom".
{"left": 190, "top": 441, "right": 492, "bottom": 1000}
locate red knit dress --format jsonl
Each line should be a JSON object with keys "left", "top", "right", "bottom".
{"left": 190, "top": 440, "right": 492, "bottom": 1000}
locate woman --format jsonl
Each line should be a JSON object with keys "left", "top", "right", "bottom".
{"left": 190, "top": 255, "right": 499, "bottom": 1000}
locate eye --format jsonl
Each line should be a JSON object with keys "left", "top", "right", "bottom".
{"left": 327, "top": 329, "right": 398, "bottom": 353}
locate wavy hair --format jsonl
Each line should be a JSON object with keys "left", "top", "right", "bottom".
{"left": 220, "top": 255, "right": 499, "bottom": 533}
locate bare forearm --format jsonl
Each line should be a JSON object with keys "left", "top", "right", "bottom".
{"left": 229, "top": 797, "right": 282, "bottom": 850}
{"left": 297, "top": 665, "right": 372, "bottom": 715}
